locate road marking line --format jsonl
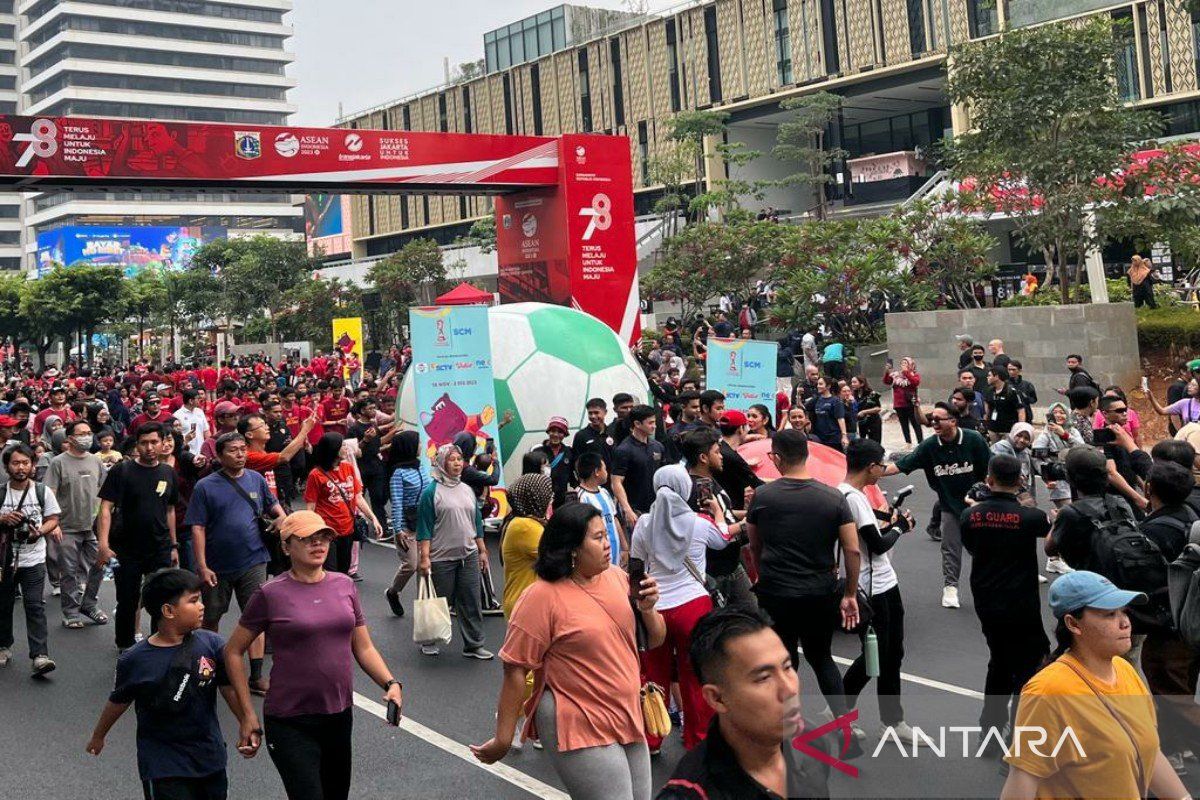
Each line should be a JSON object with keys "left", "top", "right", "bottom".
{"left": 829, "top": 655, "right": 985, "bottom": 699}
{"left": 352, "top": 692, "right": 569, "bottom": 800}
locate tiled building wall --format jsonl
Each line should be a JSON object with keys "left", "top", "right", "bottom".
{"left": 343, "top": 0, "right": 1200, "bottom": 247}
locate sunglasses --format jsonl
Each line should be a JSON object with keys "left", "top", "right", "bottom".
{"left": 929, "top": 416, "right": 953, "bottom": 425}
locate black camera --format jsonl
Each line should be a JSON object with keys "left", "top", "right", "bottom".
{"left": 1039, "top": 461, "right": 1068, "bottom": 482}
{"left": 966, "top": 482, "right": 992, "bottom": 503}
{"left": 1, "top": 511, "right": 38, "bottom": 544}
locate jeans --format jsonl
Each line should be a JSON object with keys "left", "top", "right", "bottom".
{"left": 429, "top": 552, "right": 485, "bottom": 652}
{"left": 59, "top": 530, "right": 105, "bottom": 620}
{"left": 759, "top": 592, "right": 847, "bottom": 716}
{"left": 265, "top": 708, "right": 353, "bottom": 800}
{"left": 977, "top": 614, "right": 1049, "bottom": 732}
{"left": 896, "top": 406, "right": 924, "bottom": 444}
{"left": 114, "top": 551, "right": 172, "bottom": 649}
{"left": 844, "top": 586, "right": 906, "bottom": 725}
{"left": 141, "top": 770, "right": 228, "bottom": 800}
{"left": 0, "top": 563, "right": 49, "bottom": 658}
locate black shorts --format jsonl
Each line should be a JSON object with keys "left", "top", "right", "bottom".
{"left": 142, "top": 770, "right": 227, "bottom": 800}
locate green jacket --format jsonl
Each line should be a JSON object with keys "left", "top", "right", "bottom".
{"left": 894, "top": 428, "right": 991, "bottom": 516}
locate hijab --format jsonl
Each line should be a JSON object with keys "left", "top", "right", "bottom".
{"left": 432, "top": 443, "right": 462, "bottom": 487}
{"left": 392, "top": 430, "right": 421, "bottom": 469}
{"left": 642, "top": 464, "right": 697, "bottom": 574}
{"left": 1047, "top": 402, "right": 1072, "bottom": 430}
{"left": 507, "top": 473, "right": 553, "bottom": 520}
{"left": 40, "top": 415, "right": 62, "bottom": 449}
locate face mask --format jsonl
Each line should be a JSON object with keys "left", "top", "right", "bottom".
{"left": 72, "top": 435, "right": 93, "bottom": 450}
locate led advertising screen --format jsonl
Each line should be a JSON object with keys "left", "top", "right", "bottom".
{"left": 36, "top": 225, "right": 221, "bottom": 277}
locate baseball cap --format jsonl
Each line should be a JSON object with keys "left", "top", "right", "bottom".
{"left": 0, "top": 415, "right": 19, "bottom": 428}
{"left": 718, "top": 409, "right": 748, "bottom": 427}
{"left": 214, "top": 401, "right": 241, "bottom": 417}
{"left": 143, "top": 393, "right": 160, "bottom": 403}
{"left": 1188, "top": 358, "right": 1200, "bottom": 373}
{"left": 278, "top": 510, "right": 334, "bottom": 540}
{"left": 1048, "top": 571, "right": 1147, "bottom": 618}
{"left": 546, "top": 416, "right": 569, "bottom": 434}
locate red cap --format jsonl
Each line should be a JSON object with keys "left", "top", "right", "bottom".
{"left": 718, "top": 410, "right": 748, "bottom": 427}
{"left": 0, "top": 415, "right": 19, "bottom": 428}
{"left": 214, "top": 401, "right": 241, "bottom": 417}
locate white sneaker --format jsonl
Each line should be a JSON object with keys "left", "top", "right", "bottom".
{"left": 0, "top": 647, "right": 11, "bottom": 667}
{"left": 1038, "top": 574, "right": 1048, "bottom": 584}
{"left": 420, "top": 644, "right": 440, "bottom": 656}
{"left": 50, "top": 586, "right": 60, "bottom": 597}
{"left": 31, "top": 655, "right": 56, "bottom": 677}
{"left": 1046, "top": 557, "right": 1073, "bottom": 575}
{"left": 510, "top": 721, "right": 524, "bottom": 751}
{"left": 883, "top": 721, "right": 916, "bottom": 742}
{"left": 941, "top": 586, "right": 960, "bottom": 608}
{"left": 850, "top": 722, "right": 867, "bottom": 741}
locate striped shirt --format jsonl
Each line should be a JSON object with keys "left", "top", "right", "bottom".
{"left": 577, "top": 485, "right": 622, "bottom": 565}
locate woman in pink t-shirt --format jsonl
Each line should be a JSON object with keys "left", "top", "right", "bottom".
{"left": 471, "top": 503, "right": 665, "bottom": 800}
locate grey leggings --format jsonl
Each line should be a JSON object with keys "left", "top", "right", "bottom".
{"left": 535, "top": 689, "right": 651, "bottom": 800}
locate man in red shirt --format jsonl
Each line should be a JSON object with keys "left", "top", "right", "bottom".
{"left": 199, "top": 361, "right": 218, "bottom": 400}
{"left": 129, "top": 394, "right": 174, "bottom": 432}
{"left": 319, "top": 380, "right": 351, "bottom": 436}
{"left": 33, "top": 384, "right": 77, "bottom": 435}
{"left": 239, "top": 408, "right": 316, "bottom": 501}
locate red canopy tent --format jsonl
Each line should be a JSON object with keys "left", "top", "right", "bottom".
{"left": 435, "top": 282, "right": 495, "bottom": 306}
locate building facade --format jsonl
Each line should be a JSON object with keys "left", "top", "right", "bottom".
{"left": 337, "top": 0, "right": 1200, "bottom": 274}
{"left": 15, "top": 0, "right": 301, "bottom": 270}
{"left": 0, "top": 0, "right": 20, "bottom": 271}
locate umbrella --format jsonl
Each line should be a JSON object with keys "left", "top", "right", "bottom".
{"left": 738, "top": 437, "right": 888, "bottom": 509}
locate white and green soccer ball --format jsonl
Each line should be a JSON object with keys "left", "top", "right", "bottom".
{"left": 399, "top": 302, "right": 649, "bottom": 484}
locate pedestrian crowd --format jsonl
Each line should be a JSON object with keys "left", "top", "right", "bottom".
{"left": 0, "top": 324, "right": 1197, "bottom": 800}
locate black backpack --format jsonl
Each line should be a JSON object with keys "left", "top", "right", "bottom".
{"left": 1086, "top": 504, "right": 1174, "bottom": 634}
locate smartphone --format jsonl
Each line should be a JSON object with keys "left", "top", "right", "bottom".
{"left": 627, "top": 557, "right": 646, "bottom": 599}
{"left": 386, "top": 699, "right": 401, "bottom": 726}
{"left": 1092, "top": 428, "right": 1117, "bottom": 446}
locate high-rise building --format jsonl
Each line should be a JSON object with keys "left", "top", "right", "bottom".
{"left": 16, "top": 0, "right": 301, "bottom": 270}
{"left": 0, "top": 0, "right": 21, "bottom": 271}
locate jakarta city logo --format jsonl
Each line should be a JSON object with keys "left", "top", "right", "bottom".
{"left": 234, "top": 131, "right": 261, "bottom": 160}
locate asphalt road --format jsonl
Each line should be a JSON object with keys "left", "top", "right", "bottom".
{"left": 2, "top": 475, "right": 1198, "bottom": 799}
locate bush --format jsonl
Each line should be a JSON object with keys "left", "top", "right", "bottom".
{"left": 1137, "top": 307, "right": 1200, "bottom": 352}
{"left": 1001, "top": 278, "right": 1133, "bottom": 307}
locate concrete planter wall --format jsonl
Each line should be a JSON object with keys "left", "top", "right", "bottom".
{"left": 884, "top": 303, "right": 1141, "bottom": 414}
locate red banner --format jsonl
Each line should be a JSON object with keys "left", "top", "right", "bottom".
{"left": 0, "top": 115, "right": 559, "bottom": 192}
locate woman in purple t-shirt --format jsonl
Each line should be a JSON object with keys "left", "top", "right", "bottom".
{"left": 224, "top": 510, "right": 404, "bottom": 800}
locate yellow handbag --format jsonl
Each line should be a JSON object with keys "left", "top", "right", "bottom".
{"left": 640, "top": 682, "right": 672, "bottom": 739}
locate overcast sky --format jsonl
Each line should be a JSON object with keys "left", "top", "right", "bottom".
{"left": 288, "top": 0, "right": 660, "bottom": 125}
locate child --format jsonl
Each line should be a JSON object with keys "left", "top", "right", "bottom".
{"left": 86, "top": 568, "right": 260, "bottom": 799}
{"left": 573, "top": 451, "right": 628, "bottom": 566}
{"left": 96, "top": 429, "right": 122, "bottom": 472}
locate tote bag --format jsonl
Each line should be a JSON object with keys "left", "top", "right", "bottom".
{"left": 412, "top": 574, "right": 453, "bottom": 645}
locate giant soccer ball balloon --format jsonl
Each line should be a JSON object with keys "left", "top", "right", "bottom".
{"left": 399, "top": 303, "right": 650, "bottom": 484}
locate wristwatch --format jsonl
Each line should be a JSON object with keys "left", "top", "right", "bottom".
{"left": 383, "top": 678, "right": 402, "bottom": 692}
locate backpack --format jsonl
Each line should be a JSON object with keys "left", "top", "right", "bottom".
{"left": 1086, "top": 502, "right": 1174, "bottom": 634}
{"left": 1168, "top": 521, "right": 1200, "bottom": 648}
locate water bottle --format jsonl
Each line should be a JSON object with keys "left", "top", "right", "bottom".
{"left": 865, "top": 627, "right": 880, "bottom": 678}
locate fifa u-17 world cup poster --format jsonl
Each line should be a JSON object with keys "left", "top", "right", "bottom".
{"left": 409, "top": 305, "right": 504, "bottom": 484}
{"left": 331, "top": 318, "right": 364, "bottom": 363}
{"left": 706, "top": 338, "right": 778, "bottom": 412}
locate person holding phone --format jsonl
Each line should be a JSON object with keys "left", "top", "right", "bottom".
{"left": 472, "top": 503, "right": 665, "bottom": 800}
{"left": 225, "top": 511, "right": 403, "bottom": 800}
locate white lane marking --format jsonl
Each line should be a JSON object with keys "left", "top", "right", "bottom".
{"left": 828, "top": 654, "right": 985, "bottom": 699}
{"left": 352, "top": 693, "right": 569, "bottom": 800}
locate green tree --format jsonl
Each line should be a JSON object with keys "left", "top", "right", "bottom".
{"left": 276, "top": 276, "right": 363, "bottom": 344}
{"left": 454, "top": 216, "right": 497, "bottom": 253}
{"left": 20, "top": 270, "right": 70, "bottom": 365}
{"left": 643, "top": 218, "right": 787, "bottom": 322}
{"left": 662, "top": 109, "right": 730, "bottom": 216}
{"left": 648, "top": 137, "right": 699, "bottom": 241}
{"left": 193, "top": 236, "right": 319, "bottom": 342}
{"left": 367, "top": 238, "right": 447, "bottom": 309}
{"left": 124, "top": 268, "right": 168, "bottom": 359}
{"left": 944, "top": 18, "right": 1160, "bottom": 303}
{"left": 886, "top": 200, "right": 999, "bottom": 309}
{"left": 163, "top": 267, "right": 222, "bottom": 361}
{"left": 773, "top": 91, "right": 846, "bottom": 220}
{"left": 0, "top": 274, "right": 29, "bottom": 351}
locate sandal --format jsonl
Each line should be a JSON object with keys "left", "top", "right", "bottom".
{"left": 62, "top": 619, "right": 85, "bottom": 629}
{"left": 82, "top": 608, "right": 110, "bottom": 625}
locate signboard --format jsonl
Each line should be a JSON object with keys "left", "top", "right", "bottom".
{"left": 408, "top": 305, "right": 503, "bottom": 479}
{"left": 331, "top": 317, "right": 363, "bottom": 362}
{"left": 36, "top": 225, "right": 217, "bottom": 277}
{"left": 848, "top": 151, "right": 927, "bottom": 184}
{"left": 706, "top": 338, "right": 778, "bottom": 412}
{"left": 305, "top": 193, "right": 353, "bottom": 258}
{"left": 0, "top": 115, "right": 558, "bottom": 192}
{"left": 496, "top": 134, "right": 640, "bottom": 343}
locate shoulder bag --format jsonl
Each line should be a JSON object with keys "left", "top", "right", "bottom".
{"left": 216, "top": 471, "right": 276, "bottom": 550}
{"left": 325, "top": 469, "right": 372, "bottom": 542}
{"left": 1059, "top": 658, "right": 1148, "bottom": 798}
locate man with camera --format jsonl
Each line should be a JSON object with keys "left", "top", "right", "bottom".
{"left": 185, "top": 431, "right": 284, "bottom": 696}
{"left": 0, "top": 443, "right": 62, "bottom": 676}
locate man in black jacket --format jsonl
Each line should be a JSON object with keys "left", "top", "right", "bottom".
{"left": 657, "top": 607, "right": 830, "bottom": 800}
{"left": 960, "top": 454, "right": 1050, "bottom": 751}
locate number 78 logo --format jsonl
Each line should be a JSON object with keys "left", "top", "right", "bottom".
{"left": 578, "top": 193, "right": 613, "bottom": 241}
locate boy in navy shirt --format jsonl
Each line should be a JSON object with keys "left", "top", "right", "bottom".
{"left": 87, "top": 569, "right": 261, "bottom": 799}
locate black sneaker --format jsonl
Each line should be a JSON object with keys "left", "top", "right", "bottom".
{"left": 385, "top": 589, "right": 404, "bottom": 617}
{"left": 927, "top": 525, "right": 942, "bottom": 542}
{"left": 349, "top": 573, "right": 363, "bottom": 583}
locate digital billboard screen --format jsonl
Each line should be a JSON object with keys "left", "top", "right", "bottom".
{"left": 36, "top": 225, "right": 222, "bottom": 277}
